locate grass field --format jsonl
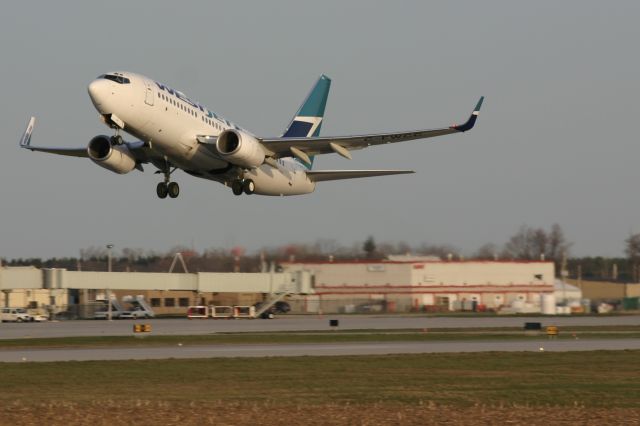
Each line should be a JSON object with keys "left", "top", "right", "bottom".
{"left": 1, "top": 351, "right": 639, "bottom": 425}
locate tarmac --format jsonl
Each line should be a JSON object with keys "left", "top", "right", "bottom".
{"left": 1, "top": 338, "right": 639, "bottom": 363}
{"left": 1, "top": 315, "right": 638, "bottom": 362}
{"left": 1, "top": 315, "right": 639, "bottom": 339}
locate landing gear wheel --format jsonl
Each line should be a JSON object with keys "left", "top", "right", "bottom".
{"left": 231, "top": 180, "right": 244, "bottom": 196}
{"left": 156, "top": 182, "right": 168, "bottom": 199}
{"left": 243, "top": 179, "right": 255, "bottom": 195}
{"left": 110, "top": 135, "right": 123, "bottom": 145}
{"left": 168, "top": 182, "right": 180, "bottom": 198}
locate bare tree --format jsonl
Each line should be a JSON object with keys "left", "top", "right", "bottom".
{"left": 502, "top": 224, "right": 570, "bottom": 263}
{"left": 473, "top": 243, "right": 499, "bottom": 260}
{"left": 548, "top": 223, "right": 570, "bottom": 262}
{"left": 531, "top": 228, "right": 548, "bottom": 259}
{"left": 502, "top": 225, "right": 535, "bottom": 259}
{"left": 80, "top": 246, "right": 109, "bottom": 261}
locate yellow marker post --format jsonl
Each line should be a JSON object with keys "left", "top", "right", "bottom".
{"left": 133, "top": 324, "right": 152, "bottom": 334}
{"left": 546, "top": 325, "right": 558, "bottom": 339}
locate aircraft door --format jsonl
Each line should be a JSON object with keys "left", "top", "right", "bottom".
{"left": 144, "top": 81, "right": 154, "bottom": 106}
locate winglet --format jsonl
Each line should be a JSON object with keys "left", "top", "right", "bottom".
{"left": 450, "top": 96, "right": 484, "bottom": 132}
{"left": 19, "top": 117, "right": 36, "bottom": 148}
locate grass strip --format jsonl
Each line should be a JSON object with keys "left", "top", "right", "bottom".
{"left": 1, "top": 351, "right": 639, "bottom": 408}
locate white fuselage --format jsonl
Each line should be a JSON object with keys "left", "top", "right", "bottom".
{"left": 87, "top": 72, "right": 316, "bottom": 196}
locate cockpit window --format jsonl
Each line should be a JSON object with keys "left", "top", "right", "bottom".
{"left": 98, "top": 74, "right": 131, "bottom": 84}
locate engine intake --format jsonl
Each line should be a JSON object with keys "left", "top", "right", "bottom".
{"left": 216, "top": 129, "right": 265, "bottom": 168}
{"left": 87, "top": 135, "right": 136, "bottom": 174}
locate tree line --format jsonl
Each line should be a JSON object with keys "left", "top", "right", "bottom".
{"left": 3, "top": 225, "right": 640, "bottom": 282}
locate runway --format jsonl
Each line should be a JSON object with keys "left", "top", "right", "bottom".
{"left": 1, "top": 315, "right": 639, "bottom": 339}
{"left": 1, "top": 338, "right": 639, "bottom": 362}
{"left": 2, "top": 316, "right": 638, "bottom": 362}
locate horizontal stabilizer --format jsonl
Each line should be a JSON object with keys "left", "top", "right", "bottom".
{"left": 306, "top": 170, "right": 414, "bottom": 182}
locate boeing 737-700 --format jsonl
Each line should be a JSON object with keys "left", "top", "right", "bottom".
{"left": 20, "top": 72, "right": 483, "bottom": 198}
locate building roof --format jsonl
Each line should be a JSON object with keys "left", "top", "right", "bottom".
{"left": 281, "top": 259, "right": 553, "bottom": 265}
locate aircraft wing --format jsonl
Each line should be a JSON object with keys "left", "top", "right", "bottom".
{"left": 19, "top": 117, "right": 157, "bottom": 163}
{"left": 19, "top": 117, "right": 88, "bottom": 157}
{"left": 260, "top": 97, "right": 484, "bottom": 161}
{"left": 306, "top": 169, "right": 414, "bottom": 182}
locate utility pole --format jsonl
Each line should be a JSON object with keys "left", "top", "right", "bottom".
{"left": 560, "top": 251, "right": 568, "bottom": 306}
{"left": 577, "top": 264, "right": 582, "bottom": 291}
{"left": 106, "top": 244, "right": 114, "bottom": 321}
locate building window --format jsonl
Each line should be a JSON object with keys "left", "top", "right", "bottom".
{"left": 178, "top": 298, "right": 190, "bottom": 307}
{"left": 150, "top": 298, "right": 161, "bottom": 307}
{"left": 164, "top": 298, "right": 175, "bottom": 307}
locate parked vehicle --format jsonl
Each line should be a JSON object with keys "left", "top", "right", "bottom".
{"left": 254, "top": 301, "right": 291, "bottom": 319}
{"left": 94, "top": 309, "right": 123, "bottom": 320}
{"left": 121, "top": 296, "right": 155, "bottom": 318}
{"left": 274, "top": 301, "right": 291, "bottom": 313}
{"left": 119, "top": 308, "right": 151, "bottom": 319}
{"left": 1, "top": 308, "right": 33, "bottom": 322}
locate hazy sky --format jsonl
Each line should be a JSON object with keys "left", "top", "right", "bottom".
{"left": 2, "top": 1, "right": 640, "bottom": 259}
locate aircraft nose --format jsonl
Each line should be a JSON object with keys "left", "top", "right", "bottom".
{"left": 88, "top": 79, "right": 109, "bottom": 111}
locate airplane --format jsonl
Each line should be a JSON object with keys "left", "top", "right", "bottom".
{"left": 19, "top": 72, "right": 483, "bottom": 198}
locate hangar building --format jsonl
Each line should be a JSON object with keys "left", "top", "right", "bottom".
{"left": 1, "top": 259, "right": 566, "bottom": 316}
{"left": 281, "top": 259, "right": 555, "bottom": 313}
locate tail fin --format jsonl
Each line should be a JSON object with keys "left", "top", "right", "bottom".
{"left": 281, "top": 75, "right": 331, "bottom": 168}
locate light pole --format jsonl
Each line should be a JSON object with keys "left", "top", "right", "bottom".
{"left": 106, "top": 244, "right": 114, "bottom": 321}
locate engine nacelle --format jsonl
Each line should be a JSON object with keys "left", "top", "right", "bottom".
{"left": 215, "top": 129, "right": 265, "bottom": 168}
{"left": 87, "top": 135, "right": 136, "bottom": 174}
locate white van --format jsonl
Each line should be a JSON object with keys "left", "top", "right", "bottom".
{"left": 1, "top": 308, "right": 33, "bottom": 322}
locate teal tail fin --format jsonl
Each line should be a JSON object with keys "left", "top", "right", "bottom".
{"left": 281, "top": 75, "right": 331, "bottom": 169}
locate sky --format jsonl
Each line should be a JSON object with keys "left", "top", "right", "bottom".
{"left": 1, "top": 1, "right": 639, "bottom": 259}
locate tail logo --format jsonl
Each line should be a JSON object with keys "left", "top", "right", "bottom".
{"left": 286, "top": 116, "right": 323, "bottom": 138}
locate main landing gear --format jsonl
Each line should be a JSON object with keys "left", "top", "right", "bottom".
{"left": 231, "top": 179, "right": 255, "bottom": 196}
{"left": 157, "top": 181, "right": 179, "bottom": 199}
{"left": 156, "top": 167, "right": 179, "bottom": 199}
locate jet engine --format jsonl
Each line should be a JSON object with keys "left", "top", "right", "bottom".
{"left": 215, "top": 129, "right": 265, "bottom": 168}
{"left": 87, "top": 135, "right": 137, "bottom": 174}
